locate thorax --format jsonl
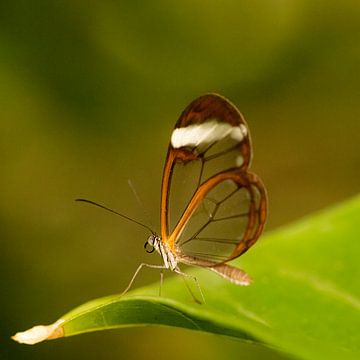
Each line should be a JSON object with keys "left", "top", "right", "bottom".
{"left": 153, "top": 236, "right": 178, "bottom": 270}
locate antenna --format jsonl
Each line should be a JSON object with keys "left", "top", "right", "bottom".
{"left": 75, "top": 198, "right": 155, "bottom": 234}
{"left": 127, "top": 179, "right": 154, "bottom": 230}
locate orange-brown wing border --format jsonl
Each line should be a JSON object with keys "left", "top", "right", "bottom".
{"left": 160, "top": 93, "right": 252, "bottom": 242}
{"left": 169, "top": 169, "right": 267, "bottom": 263}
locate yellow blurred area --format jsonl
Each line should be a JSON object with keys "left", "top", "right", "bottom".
{"left": 1, "top": 1, "right": 359, "bottom": 359}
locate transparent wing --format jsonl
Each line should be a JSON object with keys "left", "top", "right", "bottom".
{"left": 167, "top": 132, "right": 248, "bottom": 234}
{"left": 175, "top": 171, "right": 266, "bottom": 263}
{"left": 160, "top": 94, "right": 267, "bottom": 264}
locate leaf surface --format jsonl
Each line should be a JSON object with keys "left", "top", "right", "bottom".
{"left": 13, "top": 196, "right": 360, "bottom": 360}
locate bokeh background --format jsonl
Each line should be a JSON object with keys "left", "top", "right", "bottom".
{"left": 1, "top": 1, "right": 359, "bottom": 359}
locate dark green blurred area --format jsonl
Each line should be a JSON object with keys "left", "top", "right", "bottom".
{"left": 1, "top": 1, "right": 359, "bottom": 359}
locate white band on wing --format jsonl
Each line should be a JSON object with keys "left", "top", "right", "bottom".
{"left": 171, "top": 120, "right": 247, "bottom": 149}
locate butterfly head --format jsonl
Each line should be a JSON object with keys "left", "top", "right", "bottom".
{"left": 144, "top": 234, "right": 160, "bottom": 254}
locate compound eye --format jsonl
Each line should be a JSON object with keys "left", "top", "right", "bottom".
{"left": 144, "top": 241, "right": 155, "bottom": 253}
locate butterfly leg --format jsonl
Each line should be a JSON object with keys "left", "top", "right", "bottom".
{"left": 174, "top": 268, "right": 205, "bottom": 304}
{"left": 121, "top": 263, "right": 167, "bottom": 297}
{"left": 159, "top": 269, "right": 164, "bottom": 296}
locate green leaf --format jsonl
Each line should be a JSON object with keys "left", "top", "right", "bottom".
{"left": 13, "top": 195, "right": 360, "bottom": 360}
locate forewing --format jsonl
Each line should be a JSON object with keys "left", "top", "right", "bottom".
{"left": 160, "top": 94, "right": 259, "bottom": 260}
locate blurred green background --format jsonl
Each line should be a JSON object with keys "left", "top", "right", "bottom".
{"left": 1, "top": 1, "right": 359, "bottom": 359}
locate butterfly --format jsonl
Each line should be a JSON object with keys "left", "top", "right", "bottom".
{"left": 77, "top": 94, "right": 267, "bottom": 301}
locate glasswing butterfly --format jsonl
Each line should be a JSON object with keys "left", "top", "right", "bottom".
{"left": 78, "top": 94, "right": 267, "bottom": 301}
